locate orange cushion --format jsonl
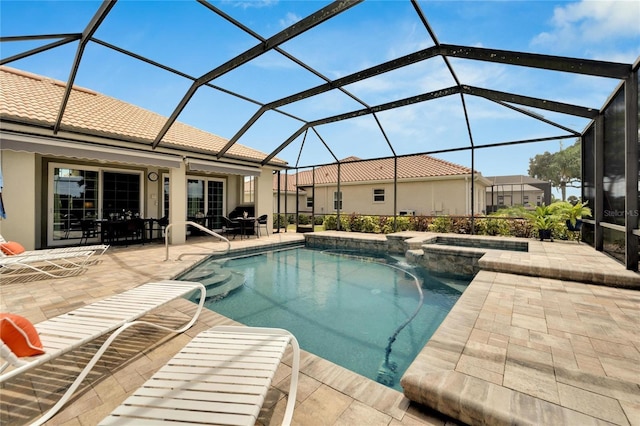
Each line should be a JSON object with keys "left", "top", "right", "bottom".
{"left": 0, "top": 313, "right": 45, "bottom": 357}
{"left": 0, "top": 241, "right": 25, "bottom": 255}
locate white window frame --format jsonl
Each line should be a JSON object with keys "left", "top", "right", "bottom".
{"left": 333, "top": 191, "right": 342, "bottom": 210}
{"left": 373, "top": 188, "right": 385, "bottom": 203}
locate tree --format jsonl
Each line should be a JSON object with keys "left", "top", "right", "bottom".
{"left": 528, "top": 140, "right": 581, "bottom": 201}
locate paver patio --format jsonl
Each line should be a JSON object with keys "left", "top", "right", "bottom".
{"left": 1, "top": 231, "right": 638, "bottom": 425}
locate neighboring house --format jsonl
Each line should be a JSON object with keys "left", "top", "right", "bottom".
{"left": 272, "top": 173, "right": 308, "bottom": 215}
{"left": 0, "top": 66, "right": 285, "bottom": 249}
{"left": 275, "top": 156, "right": 490, "bottom": 217}
{"left": 485, "top": 175, "right": 552, "bottom": 212}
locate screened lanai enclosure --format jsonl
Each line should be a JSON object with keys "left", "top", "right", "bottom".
{"left": 1, "top": 0, "right": 639, "bottom": 270}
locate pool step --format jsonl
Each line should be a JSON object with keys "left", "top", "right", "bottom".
{"left": 180, "top": 265, "right": 224, "bottom": 282}
{"left": 181, "top": 264, "right": 245, "bottom": 300}
{"left": 202, "top": 271, "right": 245, "bottom": 299}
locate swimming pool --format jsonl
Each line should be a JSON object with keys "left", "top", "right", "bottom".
{"left": 180, "top": 247, "right": 468, "bottom": 391}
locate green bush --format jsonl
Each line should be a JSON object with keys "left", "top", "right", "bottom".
{"left": 393, "top": 216, "right": 411, "bottom": 231}
{"left": 428, "top": 216, "right": 453, "bottom": 233}
{"left": 322, "top": 214, "right": 350, "bottom": 231}
{"left": 475, "top": 217, "right": 510, "bottom": 236}
{"left": 360, "top": 215, "right": 379, "bottom": 233}
{"left": 323, "top": 214, "right": 337, "bottom": 230}
{"left": 348, "top": 213, "right": 364, "bottom": 232}
{"left": 318, "top": 213, "right": 541, "bottom": 239}
{"left": 508, "top": 218, "right": 534, "bottom": 238}
{"left": 298, "top": 214, "right": 311, "bottom": 225}
{"left": 409, "top": 215, "right": 432, "bottom": 231}
{"left": 273, "top": 214, "right": 287, "bottom": 229}
{"left": 378, "top": 216, "right": 394, "bottom": 234}
{"left": 452, "top": 216, "right": 473, "bottom": 234}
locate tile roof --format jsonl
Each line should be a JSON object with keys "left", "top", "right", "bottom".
{"left": 291, "top": 155, "right": 475, "bottom": 186}
{"left": 272, "top": 173, "right": 305, "bottom": 193}
{"left": 0, "top": 66, "right": 285, "bottom": 165}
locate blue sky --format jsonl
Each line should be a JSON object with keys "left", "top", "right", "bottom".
{"left": 2, "top": 0, "right": 639, "bottom": 197}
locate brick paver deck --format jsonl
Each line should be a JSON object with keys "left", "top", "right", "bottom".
{"left": 1, "top": 232, "right": 638, "bottom": 425}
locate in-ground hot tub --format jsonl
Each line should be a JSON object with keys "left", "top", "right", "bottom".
{"left": 407, "top": 235, "right": 529, "bottom": 278}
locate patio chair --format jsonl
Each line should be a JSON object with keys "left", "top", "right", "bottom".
{"left": 221, "top": 215, "right": 242, "bottom": 240}
{"left": 99, "top": 325, "right": 300, "bottom": 426}
{"left": 0, "top": 250, "right": 97, "bottom": 279}
{"left": 0, "top": 234, "right": 109, "bottom": 259}
{"left": 256, "top": 214, "right": 269, "bottom": 237}
{"left": 0, "top": 280, "right": 206, "bottom": 425}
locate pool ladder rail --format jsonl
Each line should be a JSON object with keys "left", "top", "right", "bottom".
{"left": 164, "top": 221, "right": 231, "bottom": 261}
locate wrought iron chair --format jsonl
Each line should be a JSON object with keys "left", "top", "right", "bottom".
{"left": 256, "top": 214, "right": 269, "bottom": 237}
{"left": 221, "top": 216, "right": 242, "bottom": 240}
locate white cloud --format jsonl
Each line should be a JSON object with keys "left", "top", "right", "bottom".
{"left": 225, "top": 0, "right": 278, "bottom": 10}
{"left": 279, "top": 12, "right": 301, "bottom": 28}
{"left": 532, "top": 0, "right": 640, "bottom": 57}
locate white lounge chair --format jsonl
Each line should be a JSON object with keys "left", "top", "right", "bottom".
{"left": 0, "top": 280, "right": 207, "bottom": 425}
{"left": 0, "top": 234, "right": 110, "bottom": 258}
{"left": 100, "top": 325, "right": 300, "bottom": 426}
{"left": 0, "top": 249, "right": 97, "bottom": 278}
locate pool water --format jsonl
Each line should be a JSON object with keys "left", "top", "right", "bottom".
{"left": 183, "top": 247, "right": 468, "bottom": 391}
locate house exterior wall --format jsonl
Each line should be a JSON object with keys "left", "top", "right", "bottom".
{"left": 0, "top": 148, "right": 276, "bottom": 249}
{"left": 273, "top": 192, "right": 307, "bottom": 215}
{"left": 302, "top": 176, "right": 487, "bottom": 217}
{"left": 487, "top": 187, "right": 544, "bottom": 209}
{"left": 255, "top": 169, "right": 274, "bottom": 234}
{"left": 0, "top": 150, "right": 37, "bottom": 249}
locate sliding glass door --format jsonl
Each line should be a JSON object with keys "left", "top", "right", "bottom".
{"left": 51, "top": 167, "right": 99, "bottom": 243}
{"left": 185, "top": 177, "right": 225, "bottom": 230}
{"left": 48, "top": 164, "right": 143, "bottom": 246}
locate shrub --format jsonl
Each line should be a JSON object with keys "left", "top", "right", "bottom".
{"left": 508, "top": 218, "right": 534, "bottom": 238}
{"left": 452, "top": 216, "right": 473, "bottom": 234}
{"left": 323, "top": 215, "right": 337, "bottom": 230}
{"left": 393, "top": 216, "right": 411, "bottom": 231}
{"left": 428, "top": 216, "right": 453, "bottom": 233}
{"left": 348, "top": 213, "right": 364, "bottom": 232}
{"left": 378, "top": 216, "right": 394, "bottom": 234}
{"left": 475, "top": 217, "right": 509, "bottom": 236}
{"left": 298, "top": 214, "right": 311, "bottom": 225}
{"left": 360, "top": 215, "right": 379, "bottom": 233}
{"left": 410, "top": 215, "right": 432, "bottom": 231}
{"left": 322, "top": 214, "right": 350, "bottom": 231}
{"left": 273, "top": 214, "right": 287, "bottom": 229}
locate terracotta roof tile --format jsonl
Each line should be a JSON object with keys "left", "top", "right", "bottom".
{"left": 272, "top": 173, "right": 303, "bottom": 193}
{"left": 292, "top": 155, "right": 473, "bottom": 186}
{"left": 0, "top": 66, "right": 284, "bottom": 165}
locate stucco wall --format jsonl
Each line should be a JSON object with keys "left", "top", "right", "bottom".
{"left": 0, "top": 150, "right": 37, "bottom": 249}
{"left": 305, "top": 177, "right": 486, "bottom": 216}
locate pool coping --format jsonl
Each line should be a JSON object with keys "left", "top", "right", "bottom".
{"left": 305, "top": 231, "right": 640, "bottom": 425}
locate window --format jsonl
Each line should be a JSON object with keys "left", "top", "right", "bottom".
{"left": 103, "top": 171, "right": 141, "bottom": 218}
{"left": 162, "top": 176, "right": 224, "bottom": 228}
{"left": 244, "top": 176, "right": 255, "bottom": 203}
{"left": 497, "top": 195, "right": 504, "bottom": 206}
{"left": 186, "top": 177, "right": 225, "bottom": 229}
{"left": 373, "top": 188, "right": 385, "bottom": 203}
{"left": 306, "top": 196, "right": 313, "bottom": 208}
{"left": 333, "top": 191, "right": 342, "bottom": 210}
{"left": 52, "top": 167, "right": 98, "bottom": 242}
